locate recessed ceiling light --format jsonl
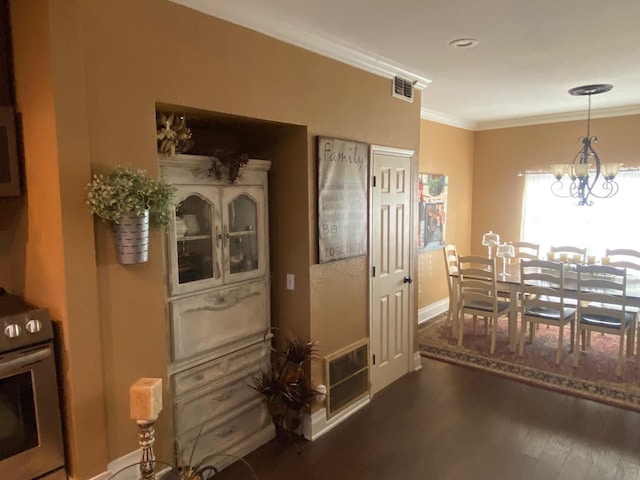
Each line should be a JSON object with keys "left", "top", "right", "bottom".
{"left": 448, "top": 38, "right": 479, "bottom": 49}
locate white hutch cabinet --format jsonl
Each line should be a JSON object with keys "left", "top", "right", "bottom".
{"left": 160, "top": 154, "right": 274, "bottom": 469}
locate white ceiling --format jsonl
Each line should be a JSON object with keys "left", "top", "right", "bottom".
{"left": 171, "top": 0, "right": 640, "bottom": 130}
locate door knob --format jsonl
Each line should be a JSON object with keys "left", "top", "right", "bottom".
{"left": 403, "top": 276, "right": 413, "bottom": 284}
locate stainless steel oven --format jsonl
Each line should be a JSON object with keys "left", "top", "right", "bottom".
{"left": 0, "top": 291, "right": 66, "bottom": 480}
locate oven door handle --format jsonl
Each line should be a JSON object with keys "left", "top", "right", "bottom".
{"left": 0, "top": 346, "right": 52, "bottom": 375}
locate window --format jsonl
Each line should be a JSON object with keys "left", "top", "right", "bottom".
{"left": 520, "top": 170, "right": 640, "bottom": 258}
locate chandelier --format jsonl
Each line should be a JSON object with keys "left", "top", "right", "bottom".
{"left": 550, "top": 84, "right": 622, "bottom": 206}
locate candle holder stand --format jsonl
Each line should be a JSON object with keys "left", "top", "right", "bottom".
{"left": 137, "top": 420, "right": 157, "bottom": 480}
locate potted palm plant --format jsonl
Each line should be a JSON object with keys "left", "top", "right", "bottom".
{"left": 86, "top": 166, "right": 175, "bottom": 264}
{"left": 252, "top": 335, "right": 325, "bottom": 447}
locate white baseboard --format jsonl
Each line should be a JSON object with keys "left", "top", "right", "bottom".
{"left": 86, "top": 450, "right": 170, "bottom": 480}
{"left": 303, "top": 395, "right": 370, "bottom": 441}
{"left": 418, "top": 298, "right": 448, "bottom": 324}
{"left": 413, "top": 351, "right": 423, "bottom": 371}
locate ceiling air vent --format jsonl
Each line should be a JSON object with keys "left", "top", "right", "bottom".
{"left": 392, "top": 76, "right": 414, "bottom": 103}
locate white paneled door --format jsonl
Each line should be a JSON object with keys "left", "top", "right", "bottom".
{"left": 369, "top": 145, "right": 414, "bottom": 395}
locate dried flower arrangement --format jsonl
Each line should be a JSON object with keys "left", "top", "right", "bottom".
{"left": 252, "top": 336, "right": 324, "bottom": 447}
{"left": 157, "top": 112, "right": 193, "bottom": 156}
{"left": 208, "top": 149, "right": 249, "bottom": 183}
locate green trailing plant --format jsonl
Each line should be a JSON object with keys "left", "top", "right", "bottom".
{"left": 252, "top": 335, "right": 324, "bottom": 446}
{"left": 85, "top": 166, "right": 176, "bottom": 227}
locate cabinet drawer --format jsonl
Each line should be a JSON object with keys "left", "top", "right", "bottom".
{"left": 173, "top": 342, "right": 269, "bottom": 396}
{"left": 174, "top": 362, "right": 267, "bottom": 436}
{"left": 176, "top": 399, "right": 271, "bottom": 466}
{"left": 170, "top": 281, "right": 269, "bottom": 366}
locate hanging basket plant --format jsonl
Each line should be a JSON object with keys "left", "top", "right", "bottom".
{"left": 85, "top": 166, "right": 175, "bottom": 264}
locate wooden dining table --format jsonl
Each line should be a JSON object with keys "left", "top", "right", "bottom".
{"left": 450, "top": 262, "right": 640, "bottom": 353}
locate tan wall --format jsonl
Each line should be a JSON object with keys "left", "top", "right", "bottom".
{"left": 5, "top": 1, "right": 420, "bottom": 478}
{"left": 417, "top": 120, "right": 474, "bottom": 311}
{"left": 10, "top": 0, "right": 109, "bottom": 476}
{"left": 471, "top": 115, "right": 640, "bottom": 255}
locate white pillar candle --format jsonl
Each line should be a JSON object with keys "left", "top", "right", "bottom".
{"left": 130, "top": 378, "right": 163, "bottom": 422}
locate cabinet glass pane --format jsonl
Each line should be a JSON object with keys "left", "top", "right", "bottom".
{"left": 228, "top": 194, "right": 258, "bottom": 274}
{"left": 176, "top": 195, "right": 216, "bottom": 284}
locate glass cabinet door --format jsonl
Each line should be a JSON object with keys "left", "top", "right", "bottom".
{"left": 169, "top": 186, "right": 222, "bottom": 295}
{"left": 222, "top": 186, "right": 266, "bottom": 283}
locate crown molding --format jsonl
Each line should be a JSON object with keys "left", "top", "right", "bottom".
{"left": 476, "top": 104, "right": 640, "bottom": 131}
{"left": 170, "top": 0, "right": 431, "bottom": 89}
{"left": 422, "top": 104, "right": 640, "bottom": 132}
{"left": 420, "top": 108, "right": 477, "bottom": 131}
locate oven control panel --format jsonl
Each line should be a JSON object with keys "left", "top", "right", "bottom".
{"left": 0, "top": 304, "right": 53, "bottom": 353}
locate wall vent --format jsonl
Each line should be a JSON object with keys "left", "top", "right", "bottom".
{"left": 392, "top": 76, "right": 414, "bottom": 102}
{"left": 325, "top": 339, "right": 370, "bottom": 418}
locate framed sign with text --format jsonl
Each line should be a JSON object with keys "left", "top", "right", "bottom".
{"left": 317, "top": 136, "right": 369, "bottom": 263}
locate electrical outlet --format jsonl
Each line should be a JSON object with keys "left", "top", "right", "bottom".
{"left": 286, "top": 273, "right": 295, "bottom": 290}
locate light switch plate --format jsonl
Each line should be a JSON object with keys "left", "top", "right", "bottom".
{"left": 286, "top": 273, "right": 295, "bottom": 290}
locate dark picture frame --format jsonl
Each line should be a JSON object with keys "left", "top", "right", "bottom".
{"left": 0, "top": 106, "right": 20, "bottom": 197}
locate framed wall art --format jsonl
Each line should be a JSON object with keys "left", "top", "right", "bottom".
{"left": 417, "top": 173, "right": 447, "bottom": 252}
{"left": 317, "top": 136, "right": 369, "bottom": 263}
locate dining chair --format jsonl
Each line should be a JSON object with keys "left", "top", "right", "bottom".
{"left": 603, "top": 248, "right": 640, "bottom": 355}
{"left": 605, "top": 248, "right": 640, "bottom": 273}
{"left": 519, "top": 259, "right": 576, "bottom": 364}
{"left": 511, "top": 241, "right": 540, "bottom": 264}
{"left": 442, "top": 244, "right": 459, "bottom": 330}
{"left": 550, "top": 245, "right": 587, "bottom": 263}
{"left": 457, "top": 255, "right": 510, "bottom": 354}
{"left": 574, "top": 264, "right": 636, "bottom": 377}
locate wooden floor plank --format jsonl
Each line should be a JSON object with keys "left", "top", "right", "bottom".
{"left": 211, "top": 358, "right": 640, "bottom": 480}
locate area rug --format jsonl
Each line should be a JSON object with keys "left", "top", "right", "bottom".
{"left": 418, "top": 312, "right": 640, "bottom": 412}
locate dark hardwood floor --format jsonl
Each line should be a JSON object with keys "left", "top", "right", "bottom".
{"left": 214, "top": 358, "right": 640, "bottom": 480}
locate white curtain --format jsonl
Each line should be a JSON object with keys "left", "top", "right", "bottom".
{"left": 520, "top": 170, "right": 640, "bottom": 258}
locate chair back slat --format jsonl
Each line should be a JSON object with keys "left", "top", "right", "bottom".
{"left": 458, "top": 256, "right": 498, "bottom": 309}
{"left": 520, "top": 259, "right": 565, "bottom": 315}
{"left": 443, "top": 244, "right": 458, "bottom": 276}
{"left": 551, "top": 245, "right": 587, "bottom": 262}
{"left": 605, "top": 248, "right": 640, "bottom": 273}
{"left": 577, "top": 264, "right": 628, "bottom": 330}
{"left": 512, "top": 241, "right": 540, "bottom": 261}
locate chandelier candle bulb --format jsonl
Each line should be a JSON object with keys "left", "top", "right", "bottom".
{"left": 130, "top": 378, "right": 163, "bottom": 422}
{"left": 573, "top": 163, "right": 590, "bottom": 179}
{"left": 603, "top": 163, "right": 623, "bottom": 180}
{"left": 551, "top": 164, "right": 567, "bottom": 180}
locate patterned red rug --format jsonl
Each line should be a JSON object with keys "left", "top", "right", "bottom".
{"left": 418, "top": 312, "right": 640, "bottom": 412}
